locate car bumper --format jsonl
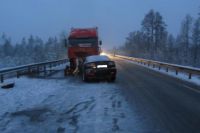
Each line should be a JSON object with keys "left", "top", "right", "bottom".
{"left": 85, "top": 68, "right": 116, "bottom": 79}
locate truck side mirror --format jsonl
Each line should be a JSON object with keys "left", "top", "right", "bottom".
{"left": 99, "top": 40, "right": 102, "bottom": 45}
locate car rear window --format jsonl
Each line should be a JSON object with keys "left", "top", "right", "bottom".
{"left": 85, "top": 55, "right": 110, "bottom": 63}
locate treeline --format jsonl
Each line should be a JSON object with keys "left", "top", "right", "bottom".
{"left": 0, "top": 34, "right": 66, "bottom": 68}
{"left": 119, "top": 9, "right": 200, "bottom": 67}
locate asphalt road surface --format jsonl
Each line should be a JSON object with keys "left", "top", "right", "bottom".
{"left": 114, "top": 56, "right": 200, "bottom": 133}
{"left": 0, "top": 57, "right": 200, "bottom": 133}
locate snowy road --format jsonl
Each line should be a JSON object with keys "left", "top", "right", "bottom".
{"left": 0, "top": 58, "right": 200, "bottom": 133}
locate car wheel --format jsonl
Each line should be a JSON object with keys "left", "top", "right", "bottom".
{"left": 108, "top": 76, "right": 116, "bottom": 82}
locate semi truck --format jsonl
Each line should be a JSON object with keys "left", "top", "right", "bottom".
{"left": 65, "top": 27, "right": 102, "bottom": 75}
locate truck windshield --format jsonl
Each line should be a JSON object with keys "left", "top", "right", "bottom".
{"left": 69, "top": 38, "right": 98, "bottom": 46}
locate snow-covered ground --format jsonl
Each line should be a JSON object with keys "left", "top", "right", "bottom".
{"left": 1, "top": 56, "right": 199, "bottom": 133}
{"left": 0, "top": 66, "right": 145, "bottom": 133}
{"left": 113, "top": 56, "right": 200, "bottom": 86}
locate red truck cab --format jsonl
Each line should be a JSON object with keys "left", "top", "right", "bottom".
{"left": 66, "top": 27, "right": 102, "bottom": 74}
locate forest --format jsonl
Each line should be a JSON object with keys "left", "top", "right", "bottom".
{"left": 119, "top": 9, "right": 200, "bottom": 68}
{"left": 0, "top": 34, "right": 66, "bottom": 69}
{"left": 1, "top": 9, "right": 200, "bottom": 69}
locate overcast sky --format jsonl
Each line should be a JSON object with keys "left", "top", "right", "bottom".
{"left": 0, "top": 0, "right": 199, "bottom": 49}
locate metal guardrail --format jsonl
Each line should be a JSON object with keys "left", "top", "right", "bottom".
{"left": 115, "top": 54, "right": 200, "bottom": 79}
{"left": 0, "top": 59, "right": 68, "bottom": 83}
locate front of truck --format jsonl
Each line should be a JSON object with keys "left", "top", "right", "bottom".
{"left": 67, "top": 28, "right": 101, "bottom": 59}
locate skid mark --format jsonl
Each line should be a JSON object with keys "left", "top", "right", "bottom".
{"left": 11, "top": 107, "right": 51, "bottom": 122}
{"left": 42, "top": 94, "right": 55, "bottom": 103}
{"left": 87, "top": 103, "right": 96, "bottom": 114}
{"left": 68, "top": 114, "right": 80, "bottom": 133}
{"left": 64, "top": 100, "right": 94, "bottom": 115}
{"left": 57, "top": 98, "right": 95, "bottom": 133}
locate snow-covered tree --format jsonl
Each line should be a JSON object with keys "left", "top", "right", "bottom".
{"left": 119, "top": 10, "right": 200, "bottom": 68}
{"left": 192, "top": 17, "right": 200, "bottom": 66}
{"left": 141, "top": 9, "right": 167, "bottom": 59}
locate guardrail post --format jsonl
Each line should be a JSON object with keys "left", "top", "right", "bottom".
{"left": 159, "top": 66, "right": 161, "bottom": 70}
{"left": 0, "top": 75, "right": 3, "bottom": 83}
{"left": 28, "top": 67, "right": 31, "bottom": 74}
{"left": 166, "top": 67, "right": 168, "bottom": 72}
{"left": 49, "top": 64, "right": 52, "bottom": 72}
{"left": 37, "top": 66, "right": 39, "bottom": 74}
{"left": 176, "top": 70, "right": 178, "bottom": 75}
{"left": 44, "top": 65, "right": 46, "bottom": 76}
{"left": 17, "top": 71, "right": 20, "bottom": 78}
{"left": 189, "top": 73, "right": 192, "bottom": 79}
{"left": 153, "top": 64, "right": 155, "bottom": 68}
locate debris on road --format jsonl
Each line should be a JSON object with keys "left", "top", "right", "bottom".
{"left": 0, "top": 81, "right": 15, "bottom": 89}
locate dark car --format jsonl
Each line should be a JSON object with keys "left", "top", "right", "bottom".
{"left": 82, "top": 55, "right": 117, "bottom": 82}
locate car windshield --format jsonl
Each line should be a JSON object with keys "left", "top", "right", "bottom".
{"left": 69, "top": 38, "right": 98, "bottom": 46}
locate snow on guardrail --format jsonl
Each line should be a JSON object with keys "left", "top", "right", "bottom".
{"left": 114, "top": 54, "right": 200, "bottom": 82}
{"left": 0, "top": 59, "right": 68, "bottom": 83}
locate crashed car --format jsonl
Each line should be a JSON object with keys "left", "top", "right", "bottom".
{"left": 82, "top": 55, "right": 117, "bottom": 82}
